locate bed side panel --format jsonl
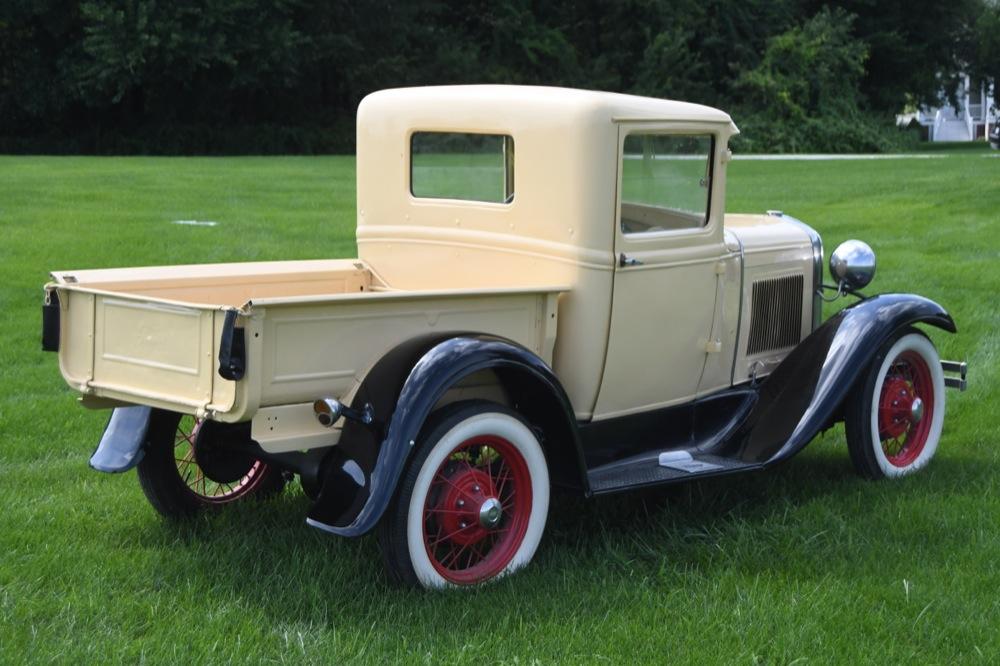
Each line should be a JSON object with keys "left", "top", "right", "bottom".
{"left": 258, "top": 292, "right": 556, "bottom": 407}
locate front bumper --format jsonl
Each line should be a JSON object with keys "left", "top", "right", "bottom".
{"left": 941, "top": 360, "right": 967, "bottom": 391}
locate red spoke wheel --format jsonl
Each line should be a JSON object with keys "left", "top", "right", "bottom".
{"left": 846, "top": 330, "right": 945, "bottom": 479}
{"left": 378, "top": 401, "right": 549, "bottom": 589}
{"left": 876, "top": 351, "right": 935, "bottom": 468}
{"left": 422, "top": 434, "right": 533, "bottom": 584}
{"left": 137, "top": 409, "right": 286, "bottom": 518}
{"left": 172, "top": 416, "right": 272, "bottom": 504}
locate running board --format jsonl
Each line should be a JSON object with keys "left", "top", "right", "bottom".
{"left": 587, "top": 449, "right": 761, "bottom": 494}
{"left": 941, "top": 360, "right": 967, "bottom": 391}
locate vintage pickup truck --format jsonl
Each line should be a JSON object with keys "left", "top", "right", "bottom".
{"left": 43, "top": 86, "right": 967, "bottom": 588}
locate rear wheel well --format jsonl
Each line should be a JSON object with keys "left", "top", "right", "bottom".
{"left": 430, "top": 367, "right": 584, "bottom": 492}
{"left": 497, "top": 366, "right": 584, "bottom": 491}
{"left": 432, "top": 369, "right": 510, "bottom": 411}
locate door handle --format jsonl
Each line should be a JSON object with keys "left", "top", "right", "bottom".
{"left": 619, "top": 253, "right": 643, "bottom": 268}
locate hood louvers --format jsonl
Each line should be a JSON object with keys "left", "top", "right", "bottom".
{"left": 747, "top": 274, "right": 804, "bottom": 355}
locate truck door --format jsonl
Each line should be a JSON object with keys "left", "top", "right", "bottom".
{"left": 593, "top": 128, "right": 727, "bottom": 419}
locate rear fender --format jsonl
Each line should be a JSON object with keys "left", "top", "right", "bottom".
{"left": 730, "top": 293, "right": 955, "bottom": 464}
{"left": 89, "top": 405, "right": 153, "bottom": 472}
{"left": 306, "top": 335, "right": 583, "bottom": 537}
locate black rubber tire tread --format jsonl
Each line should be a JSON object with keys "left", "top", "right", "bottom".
{"left": 844, "top": 326, "right": 929, "bottom": 480}
{"left": 136, "top": 409, "right": 286, "bottom": 519}
{"left": 376, "top": 400, "right": 535, "bottom": 587}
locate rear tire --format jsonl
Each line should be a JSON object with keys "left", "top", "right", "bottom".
{"left": 378, "top": 401, "right": 550, "bottom": 589}
{"left": 137, "top": 409, "right": 286, "bottom": 518}
{"left": 845, "top": 329, "right": 945, "bottom": 479}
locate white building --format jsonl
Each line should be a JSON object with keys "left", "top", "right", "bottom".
{"left": 913, "top": 75, "right": 996, "bottom": 142}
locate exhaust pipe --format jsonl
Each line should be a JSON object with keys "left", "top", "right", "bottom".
{"left": 313, "top": 398, "right": 374, "bottom": 427}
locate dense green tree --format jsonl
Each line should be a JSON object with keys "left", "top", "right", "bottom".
{"left": 799, "top": 0, "right": 979, "bottom": 112}
{"left": 0, "top": 1, "right": 85, "bottom": 128}
{"left": 0, "top": 0, "right": 991, "bottom": 153}
{"left": 70, "top": 0, "right": 310, "bottom": 124}
{"left": 738, "top": 7, "right": 868, "bottom": 121}
{"left": 732, "top": 8, "right": 901, "bottom": 152}
{"left": 964, "top": 0, "right": 1000, "bottom": 103}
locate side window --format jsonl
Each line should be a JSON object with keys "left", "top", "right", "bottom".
{"left": 620, "top": 133, "right": 714, "bottom": 234}
{"left": 410, "top": 132, "right": 515, "bottom": 203}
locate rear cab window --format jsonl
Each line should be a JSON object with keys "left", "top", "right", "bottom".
{"left": 410, "top": 132, "right": 515, "bottom": 204}
{"left": 620, "top": 133, "right": 714, "bottom": 234}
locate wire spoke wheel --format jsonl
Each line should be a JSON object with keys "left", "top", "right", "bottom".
{"left": 172, "top": 416, "right": 270, "bottom": 504}
{"left": 845, "top": 330, "right": 945, "bottom": 480}
{"left": 137, "top": 409, "right": 286, "bottom": 518}
{"left": 379, "top": 401, "right": 549, "bottom": 589}
{"left": 876, "top": 351, "right": 934, "bottom": 468}
{"left": 422, "top": 434, "right": 532, "bottom": 584}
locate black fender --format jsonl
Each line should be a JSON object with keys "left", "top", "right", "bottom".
{"left": 306, "top": 334, "right": 584, "bottom": 537}
{"left": 730, "top": 293, "right": 956, "bottom": 465}
{"left": 89, "top": 405, "right": 153, "bottom": 472}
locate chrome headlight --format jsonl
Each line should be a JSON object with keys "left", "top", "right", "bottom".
{"left": 829, "top": 240, "right": 876, "bottom": 290}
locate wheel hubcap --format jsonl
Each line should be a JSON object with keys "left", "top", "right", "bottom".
{"left": 478, "top": 497, "right": 503, "bottom": 528}
{"left": 433, "top": 466, "right": 500, "bottom": 546}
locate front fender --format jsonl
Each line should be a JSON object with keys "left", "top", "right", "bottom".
{"left": 306, "top": 335, "right": 580, "bottom": 537}
{"left": 733, "top": 293, "right": 955, "bottom": 464}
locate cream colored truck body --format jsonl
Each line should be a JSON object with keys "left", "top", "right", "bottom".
{"left": 48, "top": 85, "right": 816, "bottom": 451}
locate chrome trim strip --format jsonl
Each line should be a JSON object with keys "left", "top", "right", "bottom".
{"left": 727, "top": 230, "right": 746, "bottom": 386}
{"left": 775, "top": 213, "right": 824, "bottom": 331}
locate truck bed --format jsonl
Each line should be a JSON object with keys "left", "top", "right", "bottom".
{"left": 47, "top": 259, "right": 564, "bottom": 423}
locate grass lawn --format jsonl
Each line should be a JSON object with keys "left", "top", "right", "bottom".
{"left": 1, "top": 153, "right": 998, "bottom": 663}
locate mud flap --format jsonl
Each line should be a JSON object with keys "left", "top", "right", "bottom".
{"left": 89, "top": 406, "right": 153, "bottom": 473}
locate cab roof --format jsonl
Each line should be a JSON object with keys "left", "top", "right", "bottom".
{"left": 360, "top": 85, "right": 735, "bottom": 127}
{"left": 355, "top": 85, "right": 737, "bottom": 261}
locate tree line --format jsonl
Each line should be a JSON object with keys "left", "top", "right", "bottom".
{"left": 2, "top": 0, "right": 998, "bottom": 154}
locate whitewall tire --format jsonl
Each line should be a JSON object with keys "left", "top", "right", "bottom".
{"left": 845, "top": 330, "right": 945, "bottom": 479}
{"left": 378, "top": 401, "right": 550, "bottom": 589}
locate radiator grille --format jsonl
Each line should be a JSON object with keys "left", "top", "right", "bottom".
{"left": 747, "top": 274, "right": 804, "bottom": 355}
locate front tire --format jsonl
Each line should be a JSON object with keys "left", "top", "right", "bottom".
{"left": 845, "top": 330, "right": 945, "bottom": 479}
{"left": 136, "top": 409, "right": 286, "bottom": 518}
{"left": 378, "top": 401, "right": 550, "bottom": 589}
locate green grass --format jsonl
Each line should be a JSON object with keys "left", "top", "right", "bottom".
{"left": 1, "top": 154, "right": 998, "bottom": 663}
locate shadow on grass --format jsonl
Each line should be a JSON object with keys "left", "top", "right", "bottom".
{"left": 909, "top": 141, "right": 993, "bottom": 153}
{"left": 114, "top": 443, "right": 978, "bottom": 625}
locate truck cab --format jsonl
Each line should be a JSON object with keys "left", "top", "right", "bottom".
{"left": 355, "top": 86, "right": 817, "bottom": 421}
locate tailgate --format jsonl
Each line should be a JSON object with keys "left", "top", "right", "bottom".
{"left": 49, "top": 286, "right": 245, "bottom": 419}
